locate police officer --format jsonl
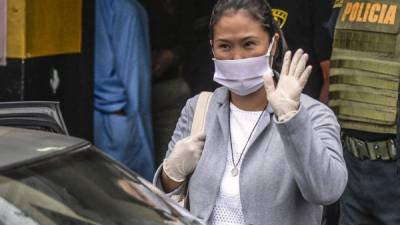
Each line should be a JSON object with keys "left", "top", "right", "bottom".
{"left": 329, "top": 0, "right": 400, "bottom": 224}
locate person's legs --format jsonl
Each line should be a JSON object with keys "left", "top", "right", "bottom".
{"left": 340, "top": 150, "right": 400, "bottom": 225}
{"left": 365, "top": 158, "right": 400, "bottom": 225}
{"left": 339, "top": 150, "right": 378, "bottom": 225}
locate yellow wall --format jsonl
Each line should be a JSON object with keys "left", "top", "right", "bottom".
{"left": 7, "top": 0, "right": 26, "bottom": 58}
{"left": 7, "top": 0, "right": 82, "bottom": 59}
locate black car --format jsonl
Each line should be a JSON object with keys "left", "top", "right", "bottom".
{"left": 0, "top": 102, "right": 203, "bottom": 225}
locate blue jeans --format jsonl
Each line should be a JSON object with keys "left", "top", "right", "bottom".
{"left": 339, "top": 149, "right": 400, "bottom": 225}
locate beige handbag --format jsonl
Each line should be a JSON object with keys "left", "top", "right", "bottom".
{"left": 172, "top": 91, "right": 213, "bottom": 208}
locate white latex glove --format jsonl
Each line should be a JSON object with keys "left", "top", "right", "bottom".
{"left": 263, "top": 49, "right": 312, "bottom": 121}
{"left": 163, "top": 133, "right": 206, "bottom": 182}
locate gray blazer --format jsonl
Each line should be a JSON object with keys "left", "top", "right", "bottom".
{"left": 154, "top": 87, "right": 348, "bottom": 225}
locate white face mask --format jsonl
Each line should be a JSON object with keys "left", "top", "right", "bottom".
{"left": 213, "top": 37, "right": 276, "bottom": 96}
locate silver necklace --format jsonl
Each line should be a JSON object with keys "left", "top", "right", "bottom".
{"left": 228, "top": 104, "right": 266, "bottom": 177}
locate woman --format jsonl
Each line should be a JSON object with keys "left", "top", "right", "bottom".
{"left": 153, "top": 0, "right": 348, "bottom": 224}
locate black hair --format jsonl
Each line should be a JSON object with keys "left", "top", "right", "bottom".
{"left": 209, "top": 0, "right": 287, "bottom": 72}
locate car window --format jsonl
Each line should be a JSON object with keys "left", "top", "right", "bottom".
{"left": 0, "top": 102, "right": 69, "bottom": 135}
{"left": 0, "top": 148, "right": 195, "bottom": 225}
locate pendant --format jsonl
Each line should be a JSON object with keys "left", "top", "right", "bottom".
{"left": 231, "top": 167, "right": 239, "bottom": 177}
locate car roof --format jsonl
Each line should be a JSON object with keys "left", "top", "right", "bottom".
{"left": 0, "top": 126, "right": 90, "bottom": 171}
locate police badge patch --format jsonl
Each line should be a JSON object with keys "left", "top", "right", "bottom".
{"left": 272, "top": 9, "right": 288, "bottom": 29}
{"left": 334, "top": 0, "right": 344, "bottom": 8}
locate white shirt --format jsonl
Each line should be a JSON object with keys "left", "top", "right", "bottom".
{"left": 209, "top": 103, "right": 263, "bottom": 225}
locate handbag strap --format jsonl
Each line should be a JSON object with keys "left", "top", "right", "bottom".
{"left": 176, "top": 92, "right": 213, "bottom": 209}
{"left": 191, "top": 91, "right": 213, "bottom": 135}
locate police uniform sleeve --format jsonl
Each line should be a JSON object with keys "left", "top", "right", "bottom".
{"left": 311, "top": 0, "right": 333, "bottom": 62}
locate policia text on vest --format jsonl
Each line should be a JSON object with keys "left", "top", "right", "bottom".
{"left": 341, "top": 1, "right": 397, "bottom": 25}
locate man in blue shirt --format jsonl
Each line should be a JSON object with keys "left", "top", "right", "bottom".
{"left": 94, "top": 0, "right": 155, "bottom": 180}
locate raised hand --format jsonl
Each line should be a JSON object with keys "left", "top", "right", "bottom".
{"left": 263, "top": 49, "right": 312, "bottom": 121}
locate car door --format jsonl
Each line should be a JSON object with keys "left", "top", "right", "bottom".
{"left": 0, "top": 101, "right": 68, "bottom": 134}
